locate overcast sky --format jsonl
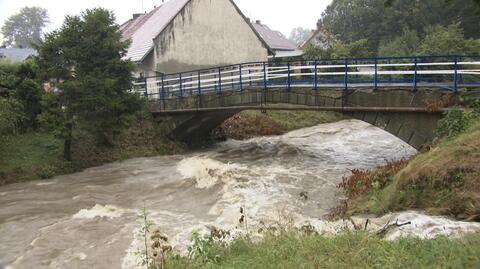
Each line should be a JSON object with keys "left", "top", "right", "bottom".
{"left": 0, "top": 0, "right": 332, "bottom": 42}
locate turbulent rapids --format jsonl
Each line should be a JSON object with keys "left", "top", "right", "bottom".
{"left": 2, "top": 120, "right": 479, "bottom": 269}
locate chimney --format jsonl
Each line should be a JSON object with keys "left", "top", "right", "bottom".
{"left": 256, "top": 20, "right": 261, "bottom": 25}
{"left": 133, "top": 13, "right": 143, "bottom": 19}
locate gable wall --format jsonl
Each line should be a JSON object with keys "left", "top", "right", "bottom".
{"left": 148, "top": 0, "right": 268, "bottom": 74}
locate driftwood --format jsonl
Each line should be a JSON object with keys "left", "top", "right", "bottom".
{"left": 348, "top": 218, "right": 370, "bottom": 231}
{"left": 376, "top": 219, "right": 412, "bottom": 238}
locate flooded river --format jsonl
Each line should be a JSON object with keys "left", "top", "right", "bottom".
{"left": 0, "top": 120, "right": 417, "bottom": 268}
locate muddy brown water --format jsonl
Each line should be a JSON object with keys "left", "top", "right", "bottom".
{"left": 0, "top": 120, "right": 416, "bottom": 268}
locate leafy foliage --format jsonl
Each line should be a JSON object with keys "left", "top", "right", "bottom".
{"left": 1, "top": 7, "right": 49, "bottom": 48}
{"left": 311, "top": 0, "right": 480, "bottom": 58}
{"left": 36, "top": 8, "right": 141, "bottom": 159}
{"left": 338, "top": 159, "right": 410, "bottom": 199}
{"left": 0, "top": 60, "right": 42, "bottom": 128}
{"left": 378, "top": 28, "right": 420, "bottom": 57}
{"left": 418, "top": 24, "right": 480, "bottom": 55}
{"left": 436, "top": 109, "right": 476, "bottom": 139}
{"left": 188, "top": 230, "right": 222, "bottom": 265}
{"left": 0, "top": 98, "right": 26, "bottom": 136}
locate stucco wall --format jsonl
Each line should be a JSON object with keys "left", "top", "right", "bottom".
{"left": 146, "top": 0, "right": 269, "bottom": 74}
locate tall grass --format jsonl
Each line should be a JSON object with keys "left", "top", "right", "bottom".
{"left": 167, "top": 232, "right": 480, "bottom": 269}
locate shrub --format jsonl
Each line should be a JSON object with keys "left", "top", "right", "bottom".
{"left": 338, "top": 159, "right": 410, "bottom": 199}
{"left": 0, "top": 98, "right": 26, "bottom": 136}
{"left": 436, "top": 109, "right": 474, "bottom": 139}
{"left": 188, "top": 230, "right": 222, "bottom": 265}
{"left": 37, "top": 164, "right": 58, "bottom": 179}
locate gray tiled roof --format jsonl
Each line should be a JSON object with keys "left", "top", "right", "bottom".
{"left": 0, "top": 48, "right": 37, "bottom": 62}
{"left": 252, "top": 22, "right": 297, "bottom": 51}
{"left": 120, "top": 0, "right": 191, "bottom": 62}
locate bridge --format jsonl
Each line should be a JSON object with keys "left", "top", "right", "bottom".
{"left": 133, "top": 55, "right": 480, "bottom": 149}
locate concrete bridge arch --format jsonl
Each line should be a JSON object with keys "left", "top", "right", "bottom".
{"left": 151, "top": 88, "right": 451, "bottom": 150}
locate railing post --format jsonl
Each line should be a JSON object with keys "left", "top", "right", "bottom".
{"left": 413, "top": 57, "right": 418, "bottom": 92}
{"left": 454, "top": 56, "right": 458, "bottom": 94}
{"left": 314, "top": 60, "right": 318, "bottom": 91}
{"left": 388, "top": 59, "right": 392, "bottom": 82}
{"left": 343, "top": 59, "right": 348, "bottom": 107}
{"left": 190, "top": 73, "right": 193, "bottom": 95}
{"left": 239, "top": 64, "right": 243, "bottom": 91}
{"left": 179, "top": 73, "right": 183, "bottom": 97}
{"left": 218, "top": 68, "right": 222, "bottom": 94}
{"left": 374, "top": 58, "right": 378, "bottom": 91}
{"left": 161, "top": 74, "right": 165, "bottom": 110}
{"left": 197, "top": 71, "right": 202, "bottom": 109}
{"left": 287, "top": 63, "right": 291, "bottom": 91}
{"left": 197, "top": 71, "right": 201, "bottom": 95}
{"left": 263, "top": 62, "right": 268, "bottom": 90}
{"left": 249, "top": 68, "right": 252, "bottom": 87}
{"left": 144, "top": 77, "right": 148, "bottom": 98}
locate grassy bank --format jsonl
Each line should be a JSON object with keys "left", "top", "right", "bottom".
{"left": 340, "top": 120, "right": 480, "bottom": 221}
{"left": 0, "top": 109, "right": 343, "bottom": 185}
{"left": 0, "top": 112, "right": 184, "bottom": 185}
{"left": 215, "top": 110, "right": 344, "bottom": 140}
{"left": 0, "top": 132, "right": 72, "bottom": 185}
{"left": 166, "top": 232, "right": 480, "bottom": 269}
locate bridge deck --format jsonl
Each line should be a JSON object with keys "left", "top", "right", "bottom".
{"left": 132, "top": 55, "right": 479, "bottom": 112}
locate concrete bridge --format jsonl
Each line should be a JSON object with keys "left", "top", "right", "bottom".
{"left": 134, "top": 55, "right": 480, "bottom": 149}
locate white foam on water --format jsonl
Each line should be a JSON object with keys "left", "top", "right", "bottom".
{"left": 36, "top": 181, "right": 55, "bottom": 186}
{"left": 177, "top": 156, "right": 241, "bottom": 189}
{"left": 293, "top": 211, "right": 480, "bottom": 240}
{"left": 72, "top": 204, "right": 125, "bottom": 219}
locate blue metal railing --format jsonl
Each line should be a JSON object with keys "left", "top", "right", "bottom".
{"left": 132, "top": 55, "right": 480, "bottom": 107}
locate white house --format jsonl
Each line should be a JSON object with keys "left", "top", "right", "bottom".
{"left": 120, "top": 0, "right": 271, "bottom": 76}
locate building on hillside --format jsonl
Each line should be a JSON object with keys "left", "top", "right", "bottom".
{"left": 0, "top": 48, "right": 37, "bottom": 62}
{"left": 120, "top": 0, "right": 271, "bottom": 76}
{"left": 300, "top": 28, "right": 334, "bottom": 51}
{"left": 251, "top": 20, "right": 303, "bottom": 59}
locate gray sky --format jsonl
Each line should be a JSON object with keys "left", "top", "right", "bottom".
{"left": 0, "top": 0, "right": 332, "bottom": 42}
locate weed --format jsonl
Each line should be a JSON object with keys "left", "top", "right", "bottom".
{"left": 135, "top": 205, "right": 172, "bottom": 269}
{"left": 337, "top": 159, "right": 410, "bottom": 199}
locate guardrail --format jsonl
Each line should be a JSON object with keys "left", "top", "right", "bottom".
{"left": 133, "top": 55, "right": 480, "bottom": 103}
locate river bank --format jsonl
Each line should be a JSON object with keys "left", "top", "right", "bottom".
{"left": 338, "top": 120, "right": 480, "bottom": 221}
{"left": 1, "top": 115, "right": 479, "bottom": 268}
{"left": 166, "top": 229, "right": 480, "bottom": 269}
{"left": 0, "top": 119, "right": 417, "bottom": 268}
{"left": 0, "top": 112, "right": 185, "bottom": 185}
{"left": 0, "top": 110, "right": 341, "bottom": 186}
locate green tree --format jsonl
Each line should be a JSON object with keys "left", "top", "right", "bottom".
{"left": 0, "top": 60, "right": 42, "bottom": 128}
{"left": 304, "top": 38, "right": 372, "bottom": 59}
{"left": 378, "top": 28, "right": 420, "bottom": 57}
{"left": 0, "top": 98, "right": 26, "bottom": 136}
{"left": 318, "top": 0, "right": 480, "bottom": 55}
{"left": 36, "top": 8, "right": 141, "bottom": 161}
{"left": 418, "top": 24, "right": 480, "bottom": 56}
{"left": 289, "top": 27, "right": 313, "bottom": 47}
{"left": 1, "top": 7, "right": 49, "bottom": 48}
